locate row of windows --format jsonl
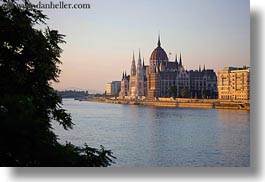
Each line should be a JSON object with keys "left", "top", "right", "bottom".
{"left": 219, "top": 95, "right": 249, "bottom": 100}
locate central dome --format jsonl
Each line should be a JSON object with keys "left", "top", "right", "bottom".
{"left": 150, "top": 47, "right": 168, "bottom": 61}
{"left": 150, "top": 36, "right": 168, "bottom": 61}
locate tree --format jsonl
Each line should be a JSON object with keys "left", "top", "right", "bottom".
{"left": 168, "top": 85, "right": 177, "bottom": 99}
{"left": 0, "top": 0, "right": 115, "bottom": 166}
{"left": 202, "top": 90, "right": 210, "bottom": 99}
{"left": 180, "top": 87, "right": 190, "bottom": 98}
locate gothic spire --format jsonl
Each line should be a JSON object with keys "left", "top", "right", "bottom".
{"left": 131, "top": 51, "right": 136, "bottom": 76}
{"left": 175, "top": 54, "right": 178, "bottom": 63}
{"left": 138, "top": 49, "right": 141, "bottom": 65}
{"left": 203, "top": 65, "right": 206, "bottom": 72}
{"left": 179, "top": 52, "right": 183, "bottom": 66}
{"left": 133, "top": 51, "right": 135, "bottom": 63}
{"left": 199, "top": 65, "right": 201, "bottom": 72}
{"left": 143, "top": 58, "right": 145, "bottom": 67}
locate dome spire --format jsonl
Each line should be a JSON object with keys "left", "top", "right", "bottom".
{"left": 158, "top": 34, "right": 161, "bottom": 47}
{"left": 150, "top": 35, "right": 169, "bottom": 61}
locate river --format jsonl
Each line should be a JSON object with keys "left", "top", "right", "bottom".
{"left": 52, "top": 99, "right": 250, "bottom": 167}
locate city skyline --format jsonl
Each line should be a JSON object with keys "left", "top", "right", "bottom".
{"left": 37, "top": 0, "right": 250, "bottom": 92}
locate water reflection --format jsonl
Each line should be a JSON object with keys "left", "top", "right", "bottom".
{"left": 217, "top": 110, "right": 250, "bottom": 128}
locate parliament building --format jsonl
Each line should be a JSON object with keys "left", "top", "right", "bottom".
{"left": 119, "top": 36, "right": 218, "bottom": 100}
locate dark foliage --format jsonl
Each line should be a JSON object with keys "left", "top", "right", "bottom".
{"left": 180, "top": 87, "right": 190, "bottom": 98}
{"left": 0, "top": 0, "right": 115, "bottom": 167}
{"left": 168, "top": 85, "right": 177, "bottom": 99}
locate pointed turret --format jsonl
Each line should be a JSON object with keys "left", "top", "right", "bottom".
{"left": 136, "top": 49, "right": 144, "bottom": 97}
{"left": 179, "top": 53, "right": 183, "bottom": 67}
{"left": 138, "top": 49, "right": 142, "bottom": 65}
{"left": 143, "top": 58, "right": 145, "bottom": 67}
{"left": 203, "top": 65, "right": 206, "bottom": 72}
{"left": 131, "top": 51, "right": 136, "bottom": 76}
{"left": 136, "top": 49, "right": 143, "bottom": 81}
{"left": 175, "top": 54, "right": 178, "bottom": 63}
{"left": 199, "top": 65, "right": 201, "bottom": 72}
{"left": 175, "top": 54, "right": 179, "bottom": 69}
{"left": 122, "top": 71, "right": 125, "bottom": 79}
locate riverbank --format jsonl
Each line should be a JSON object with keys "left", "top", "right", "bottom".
{"left": 88, "top": 98, "right": 250, "bottom": 110}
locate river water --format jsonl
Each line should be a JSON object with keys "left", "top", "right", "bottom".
{"left": 53, "top": 99, "right": 250, "bottom": 167}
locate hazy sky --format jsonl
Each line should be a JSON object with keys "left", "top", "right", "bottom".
{"left": 36, "top": 0, "right": 249, "bottom": 92}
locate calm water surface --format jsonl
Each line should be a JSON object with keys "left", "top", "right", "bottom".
{"left": 53, "top": 99, "right": 250, "bottom": 167}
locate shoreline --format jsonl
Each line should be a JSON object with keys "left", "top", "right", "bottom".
{"left": 88, "top": 98, "right": 250, "bottom": 111}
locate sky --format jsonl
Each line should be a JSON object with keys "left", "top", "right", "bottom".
{"left": 32, "top": 0, "right": 249, "bottom": 93}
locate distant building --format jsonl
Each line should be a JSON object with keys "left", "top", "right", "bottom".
{"left": 119, "top": 71, "right": 130, "bottom": 98}
{"left": 218, "top": 66, "right": 250, "bottom": 100}
{"left": 106, "top": 81, "right": 121, "bottom": 96}
{"left": 118, "top": 36, "right": 218, "bottom": 99}
{"left": 189, "top": 67, "right": 218, "bottom": 99}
